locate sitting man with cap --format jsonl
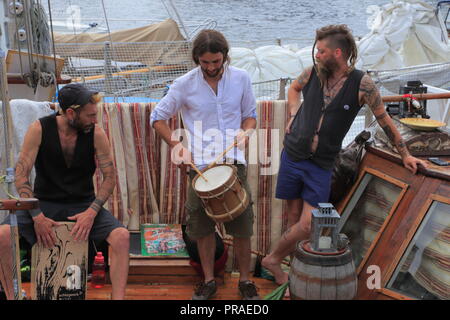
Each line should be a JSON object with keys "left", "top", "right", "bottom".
{"left": 0, "top": 83, "right": 130, "bottom": 300}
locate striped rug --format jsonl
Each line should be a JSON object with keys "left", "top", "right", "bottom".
{"left": 94, "top": 101, "right": 289, "bottom": 265}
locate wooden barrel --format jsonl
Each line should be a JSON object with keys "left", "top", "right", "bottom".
{"left": 289, "top": 240, "right": 357, "bottom": 300}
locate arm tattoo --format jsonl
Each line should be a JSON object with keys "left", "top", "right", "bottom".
{"left": 297, "top": 68, "right": 312, "bottom": 87}
{"left": 97, "top": 151, "right": 114, "bottom": 169}
{"left": 381, "top": 125, "right": 395, "bottom": 142}
{"left": 15, "top": 157, "right": 32, "bottom": 179}
{"left": 282, "top": 227, "right": 292, "bottom": 241}
{"left": 98, "top": 161, "right": 114, "bottom": 169}
{"left": 382, "top": 125, "right": 410, "bottom": 158}
{"left": 18, "top": 181, "right": 34, "bottom": 198}
{"left": 92, "top": 151, "right": 116, "bottom": 212}
{"left": 89, "top": 198, "right": 105, "bottom": 213}
{"left": 360, "top": 75, "right": 382, "bottom": 111}
{"left": 375, "top": 112, "right": 388, "bottom": 121}
{"left": 15, "top": 157, "right": 35, "bottom": 199}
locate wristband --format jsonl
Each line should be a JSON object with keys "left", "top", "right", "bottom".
{"left": 29, "top": 207, "right": 42, "bottom": 218}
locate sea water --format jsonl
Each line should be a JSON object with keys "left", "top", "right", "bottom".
{"left": 47, "top": 0, "right": 440, "bottom": 45}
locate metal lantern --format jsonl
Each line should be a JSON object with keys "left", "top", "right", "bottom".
{"left": 310, "top": 203, "right": 341, "bottom": 252}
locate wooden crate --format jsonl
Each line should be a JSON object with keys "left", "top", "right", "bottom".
{"left": 31, "top": 222, "right": 88, "bottom": 300}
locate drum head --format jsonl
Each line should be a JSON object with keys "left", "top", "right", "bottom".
{"left": 194, "top": 165, "right": 234, "bottom": 192}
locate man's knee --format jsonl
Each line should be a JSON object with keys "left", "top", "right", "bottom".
{"left": 299, "top": 220, "right": 311, "bottom": 236}
{"left": 108, "top": 227, "right": 130, "bottom": 252}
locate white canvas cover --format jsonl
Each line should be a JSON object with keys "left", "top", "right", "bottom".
{"left": 357, "top": 0, "right": 450, "bottom": 70}
{"left": 230, "top": 0, "right": 450, "bottom": 82}
{"left": 230, "top": 45, "right": 313, "bottom": 83}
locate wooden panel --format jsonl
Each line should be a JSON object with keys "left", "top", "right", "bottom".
{"left": 376, "top": 289, "right": 414, "bottom": 300}
{"left": 31, "top": 222, "right": 88, "bottom": 300}
{"left": 354, "top": 168, "right": 409, "bottom": 276}
{"left": 366, "top": 145, "right": 450, "bottom": 181}
{"left": 354, "top": 151, "right": 449, "bottom": 300}
{"left": 382, "top": 194, "right": 450, "bottom": 288}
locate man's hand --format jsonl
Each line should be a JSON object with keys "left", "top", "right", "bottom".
{"left": 285, "top": 116, "right": 295, "bottom": 134}
{"left": 236, "top": 130, "right": 251, "bottom": 151}
{"left": 402, "top": 155, "right": 428, "bottom": 174}
{"left": 68, "top": 209, "right": 97, "bottom": 241}
{"left": 32, "top": 213, "right": 61, "bottom": 248}
{"left": 171, "top": 142, "right": 192, "bottom": 169}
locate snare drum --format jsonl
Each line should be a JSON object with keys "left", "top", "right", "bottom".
{"left": 192, "top": 165, "right": 249, "bottom": 223}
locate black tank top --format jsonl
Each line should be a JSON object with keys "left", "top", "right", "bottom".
{"left": 284, "top": 68, "right": 365, "bottom": 170}
{"left": 34, "top": 114, "right": 96, "bottom": 202}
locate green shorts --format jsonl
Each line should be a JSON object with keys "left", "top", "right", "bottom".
{"left": 185, "top": 164, "right": 254, "bottom": 240}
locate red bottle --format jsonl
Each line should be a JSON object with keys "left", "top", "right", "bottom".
{"left": 91, "top": 252, "right": 105, "bottom": 289}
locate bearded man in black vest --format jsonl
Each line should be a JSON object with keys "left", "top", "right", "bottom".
{"left": 262, "top": 25, "right": 427, "bottom": 285}
{"left": 0, "top": 83, "right": 129, "bottom": 299}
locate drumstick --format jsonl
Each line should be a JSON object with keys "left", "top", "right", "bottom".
{"left": 207, "top": 129, "right": 253, "bottom": 170}
{"left": 189, "top": 162, "right": 208, "bottom": 182}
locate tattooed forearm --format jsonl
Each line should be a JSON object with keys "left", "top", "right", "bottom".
{"left": 15, "top": 157, "right": 35, "bottom": 199}
{"left": 89, "top": 198, "right": 105, "bottom": 213}
{"left": 99, "top": 161, "right": 114, "bottom": 169}
{"left": 395, "top": 139, "right": 410, "bottom": 158}
{"left": 90, "top": 152, "right": 116, "bottom": 213}
{"left": 17, "top": 181, "right": 34, "bottom": 198}
{"left": 382, "top": 125, "right": 411, "bottom": 158}
{"left": 381, "top": 125, "right": 395, "bottom": 142}
{"left": 375, "top": 112, "right": 388, "bottom": 121}
{"left": 89, "top": 174, "right": 115, "bottom": 213}
{"left": 15, "top": 158, "right": 31, "bottom": 179}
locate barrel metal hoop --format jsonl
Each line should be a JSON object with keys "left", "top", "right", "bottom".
{"left": 294, "top": 245, "right": 354, "bottom": 266}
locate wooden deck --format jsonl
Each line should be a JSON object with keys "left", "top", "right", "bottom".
{"left": 21, "top": 256, "right": 282, "bottom": 300}
{"left": 21, "top": 273, "right": 281, "bottom": 300}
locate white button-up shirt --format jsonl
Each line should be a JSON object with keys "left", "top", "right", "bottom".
{"left": 150, "top": 65, "right": 257, "bottom": 169}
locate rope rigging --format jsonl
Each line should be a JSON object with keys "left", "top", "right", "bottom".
{"left": 10, "top": 0, "right": 56, "bottom": 90}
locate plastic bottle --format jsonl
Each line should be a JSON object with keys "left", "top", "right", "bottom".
{"left": 91, "top": 252, "right": 105, "bottom": 288}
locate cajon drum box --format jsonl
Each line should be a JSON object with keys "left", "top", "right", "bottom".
{"left": 31, "top": 222, "right": 88, "bottom": 300}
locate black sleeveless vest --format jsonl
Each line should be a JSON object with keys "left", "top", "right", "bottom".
{"left": 34, "top": 114, "right": 96, "bottom": 202}
{"left": 284, "top": 68, "right": 365, "bottom": 170}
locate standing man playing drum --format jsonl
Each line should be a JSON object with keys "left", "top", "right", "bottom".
{"left": 151, "top": 29, "right": 259, "bottom": 300}
{"left": 0, "top": 83, "right": 130, "bottom": 300}
{"left": 262, "top": 24, "right": 427, "bottom": 285}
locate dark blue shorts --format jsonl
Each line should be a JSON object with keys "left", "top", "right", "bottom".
{"left": 275, "top": 149, "right": 332, "bottom": 207}
{"left": 1, "top": 200, "right": 124, "bottom": 246}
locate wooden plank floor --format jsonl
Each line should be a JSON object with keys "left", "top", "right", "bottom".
{"left": 22, "top": 273, "right": 282, "bottom": 300}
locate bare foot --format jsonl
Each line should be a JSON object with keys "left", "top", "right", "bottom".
{"left": 262, "top": 256, "right": 288, "bottom": 285}
{"left": 284, "top": 287, "right": 290, "bottom": 299}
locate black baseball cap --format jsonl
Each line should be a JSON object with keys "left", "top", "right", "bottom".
{"left": 58, "top": 83, "right": 99, "bottom": 111}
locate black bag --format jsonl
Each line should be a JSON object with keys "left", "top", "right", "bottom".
{"left": 181, "top": 225, "right": 224, "bottom": 263}
{"left": 329, "top": 130, "right": 371, "bottom": 206}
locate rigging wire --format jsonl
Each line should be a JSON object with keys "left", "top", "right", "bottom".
{"left": 47, "top": 0, "right": 60, "bottom": 97}
{"left": 67, "top": 0, "right": 87, "bottom": 86}
{"left": 12, "top": 3, "right": 25, "bottom": 80}
{"left": 100, "top": 0, "right": 126, "bottom": 102}
{"left": 23, "top": 0, "right": 38, "bottom": 91}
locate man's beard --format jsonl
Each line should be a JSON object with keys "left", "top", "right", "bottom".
{"left": 69, "top": 118, "right": 93, "bottom": 134}
{"left": 316, "top": 57, "right": 339, "bottom": 82}
{"left": 201, "top": 64, "right": 224, "bottom": 79}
